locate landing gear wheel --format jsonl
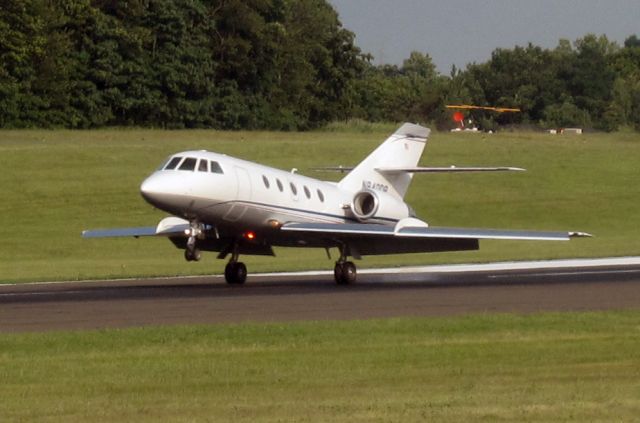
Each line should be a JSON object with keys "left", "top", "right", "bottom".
{"left": 334, "top": 262, "right": 344, "bottom": 284}
{"left": 185, "top": 248, "right": 201, "bottom": 262}
{"left": 225, "top": 262, "right": 247, "bottom": 285}
{"left": 334, "top": 261, "right": 356, "bottom": 285}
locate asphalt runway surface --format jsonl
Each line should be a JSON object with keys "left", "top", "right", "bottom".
{"left": 2, "top": 262, "right": 640, "bottom": 332}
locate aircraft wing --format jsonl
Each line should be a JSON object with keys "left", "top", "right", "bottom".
{"left": 82, "top": 226, "right": 160, "bottom": 238}
{"left": 82, "top": 217, "right": 191, "bottom": 238}
{"left": 282, "top": 222, "right": 588, "bottom": 240}
{"left": 280, "top": 222, "right": 590, "bottom": 256}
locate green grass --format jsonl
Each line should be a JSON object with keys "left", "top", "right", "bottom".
{"left": 1, "top": 311, "right": 639, "bottom": 422}
{"left": 1, "top": 128, "right": 639, "bottom": 283}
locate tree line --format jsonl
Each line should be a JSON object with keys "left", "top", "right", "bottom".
{"left": 1, "top": 0, "right": 639, "bottom": 131}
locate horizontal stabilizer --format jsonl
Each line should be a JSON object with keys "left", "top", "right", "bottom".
{"left": 314, "top": 166, "right": 525, "bottom": 174}
{"left": 311, "top": 166, "right": 354, "bottom": 173}
{"left": 376, "top": 166, "right": 525, "bottom": 174}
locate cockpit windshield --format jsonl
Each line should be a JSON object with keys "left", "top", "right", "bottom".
{"left": 178, "top": 157, "right": 197, "bottom": 171}
{"left": 163, "top": 156, "right": 182, "bottom": 170}
{"left": 162, "top": 156, "right": 224, "bottom": 174}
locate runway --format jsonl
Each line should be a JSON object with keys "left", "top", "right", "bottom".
{"left": 2, "top": 258, "right": 640, "bottom": 332}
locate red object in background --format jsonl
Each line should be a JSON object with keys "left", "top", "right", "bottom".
{"left": 452, "top": 111, "right": 464, "bottom": 122}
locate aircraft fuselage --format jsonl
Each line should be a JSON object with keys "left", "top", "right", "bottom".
{"left": 140, "top": 150, "right": 410, "bottom": 248}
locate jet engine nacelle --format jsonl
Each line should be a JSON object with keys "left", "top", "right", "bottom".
{"left": 350, "top": 190, "right": 409, "bottom": 222}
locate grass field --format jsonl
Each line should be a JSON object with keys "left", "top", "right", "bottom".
{"left": 2, "top": 127, "right": 639, "bottom": 422}
{"left": 1, "top": 311, "right": 639, "bottom": 422}
{"left": 1, "top": 127, "right": 639, "bottom": 283}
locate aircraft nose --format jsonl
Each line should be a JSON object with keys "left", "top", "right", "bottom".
{"left": 140, "top": 174, "right": 169, "bottom": 204}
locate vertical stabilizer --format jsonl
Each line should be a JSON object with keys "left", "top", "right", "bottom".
{"left": 338, "top": 123, "right": 430, "bottom": 199}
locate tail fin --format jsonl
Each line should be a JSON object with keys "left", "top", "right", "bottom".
{"left": 338, "top": 123, "right": 430, "bottom": 199}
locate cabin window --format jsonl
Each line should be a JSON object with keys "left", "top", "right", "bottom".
{"left": 303, "top": 186, "right": 311, "bottom": 199}
{"left": 164, "top": 156, "right": 182, "bottom": 170}
{"left": 197, "top": 159, "right": 208, "bottom": 172}
{"left": 317, "top": 189, "right": 325, "bottom": 202}
{"left": 290, "top": 182, "right": 298, "bottom": 195}
{"left": 276, "top": 179, "right": 283, "bottom": 192}
{"left": 178, "top": 157, "right": 197, "bottom": 171}
{"left": 262, "top": 175, "right": 270, "bottom": 189}
{"left": 210, "top": 161, "right": 223, "bottom": 174}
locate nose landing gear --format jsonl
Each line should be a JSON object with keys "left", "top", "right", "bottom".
{"left": 185, "top": 247, "right": 201, "bottom": 262}
{"left": 184, "top": 222, "right": 203, "bottom": 262}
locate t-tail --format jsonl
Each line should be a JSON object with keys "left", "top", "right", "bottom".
{"left": 338, "top": 123, "right": 430, "bottom": 200}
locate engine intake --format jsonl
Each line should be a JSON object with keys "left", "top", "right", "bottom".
{"left": 351, "top": 190, "right": 379, "bottom": 221}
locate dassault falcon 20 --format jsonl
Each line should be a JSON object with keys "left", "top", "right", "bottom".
{"left": 83, "top": 123, "right": 590, "bottom": 285}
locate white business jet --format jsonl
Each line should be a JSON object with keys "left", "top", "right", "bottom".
{"left": 83, "top": 123, "right": 590, "bottom": 284}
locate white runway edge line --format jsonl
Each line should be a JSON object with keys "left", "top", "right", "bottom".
{"left": 4, "top": 257, "right": 640, "bottom": 287}
{"left": 489, "top": 269, "right": 640, "bottom": 280}
{"left": 254, "top": 256, "right": 640, "bottom": 277}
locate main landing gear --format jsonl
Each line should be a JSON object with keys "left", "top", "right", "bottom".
{"left": 225, "top": 261, "right": 247, "bottom": 284}
{"left": 333, "top": 245, "right": 356, "bottom": 285}
{"left": 184, "top": 227, "right": 354, "bottom": 285}
{"left": 334, "top": 261, "right": 356, "bottom": 285}
{"left": 224, "top": 244, "right": 247, "bottom": 285}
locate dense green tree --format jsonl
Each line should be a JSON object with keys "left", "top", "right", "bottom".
{"left": 463, "top": 44, "right": 569, "bottom": 126}
{"left": 351, "top": 52, "right": 447, "bottom": 125}
{"left": 0, "top": 0, "right": 366, "bottom": 129}
{"left": 568, "top": 35, "right": 618, "bottom": 129}
{"left": 1, "top": 2, "right": 639, "bottom": 132}
{"left": 610, "top": 35, "right": 640, "bottom": 129}
{"left": 455, "top": 35, "right": 636, "bottom": 131}
{"left": 624, "top": 34, "right": 640, "bottom": 49}
{"left": 0, "top": 0, "right": 74, "bottom": 127}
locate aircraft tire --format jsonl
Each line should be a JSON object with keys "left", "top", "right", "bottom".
{"left": 224, "top": 262, "right": 234, "bottom": 282}
{"left": 225, "top": 262, "right": 247, "bottom": 284}
{"left": 185, "top": 248, "right": 201, "bottom": 262}
{"left": 334, "top": 262, "right": 344, "bottom": 284}
{"left": 234, "top": 262, "right": 247, "bottom": 284}
{"left": 342, "top": 261, "right": 357, "bottom": 284}
{"left": 334, "top": 261, "right": 356, "bottom": 285}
